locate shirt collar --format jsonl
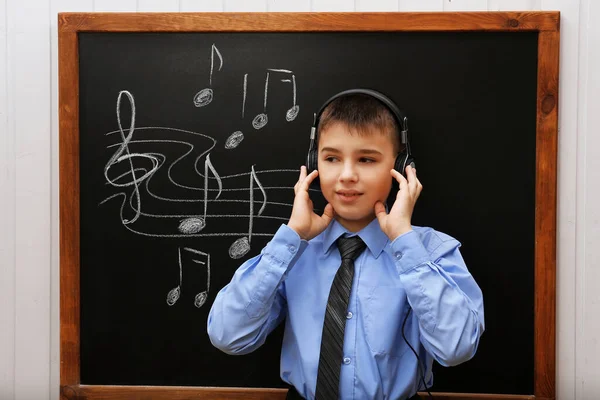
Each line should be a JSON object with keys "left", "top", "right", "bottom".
{"left": 321, "top": 218, "right": 389, "bottom": 258}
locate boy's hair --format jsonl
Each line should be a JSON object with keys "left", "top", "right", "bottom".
{"left": 317, "top": 93, "right": 405, "bottom": 154}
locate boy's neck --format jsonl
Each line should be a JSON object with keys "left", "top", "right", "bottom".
{"left": 334, "top": 214, "right": 377, "bottom": 233}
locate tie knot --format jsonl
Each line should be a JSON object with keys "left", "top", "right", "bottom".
{"left": 336, "top": 236, "right": 366, "bottom": 261}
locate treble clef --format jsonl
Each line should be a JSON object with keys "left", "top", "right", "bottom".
{"left": 104, "top": 90, "right": 159, "bottom": 225}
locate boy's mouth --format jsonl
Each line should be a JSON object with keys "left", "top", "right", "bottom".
{"left": 336, "top": 190, "right": 363, "bottom": 202}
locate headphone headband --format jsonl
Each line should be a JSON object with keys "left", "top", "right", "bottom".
{"left": 311, "top": 88, "right": 409, "bottom": 146}
{"left": 306, "top": 88, "right": 415, "bottom": 187}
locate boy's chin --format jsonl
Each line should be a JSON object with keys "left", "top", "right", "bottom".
{"left": 332, "top": 209, "right": 377, "bottom": 223}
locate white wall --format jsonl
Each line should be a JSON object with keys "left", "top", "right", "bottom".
{"left": 0, "top": 0, "right": 594, "bottom": 399}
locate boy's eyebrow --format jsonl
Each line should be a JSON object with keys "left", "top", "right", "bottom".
{"left": 320, "top": 147, "right": 383, "bottom": 156}
{"left": 357, "top": 149, "right": 383, "bottom": 155}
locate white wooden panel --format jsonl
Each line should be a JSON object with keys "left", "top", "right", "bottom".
{"left": 10, "top": 2, "right": 51, "bottom": 400}
{"left": 580, "top": 6, "right": 600, "bottom": 399}
{"left": 137, "top": 0, "right": 179, "bottom": 11}
{"left": 267, "top": 0, "right": 310, "bottom": 11}
{"left": 573, "top": 12, "right": 588, "bottom": 400}
{"left": 311, "top": 0, "right": 354, "bottom": 11}
{"left": 540, "top": 0, "right": 562, "bottom": 9}
{"left": 576, "top": 0, "right": 600, "bottom": 397}
{"left": 224, "top": 0, "right": 267, "bottom": 11}
{"left": 0, "top": 9, "right": 16, "bottom": 398}
{"left": 52, "top": 0, "right": 93, "bottom": 11}
{"left": 442, "top": 0, "right": 487, "bottom": 11}
{"left": 488, "top": 0, "right": 540, "bottom": 10}
{"left": 180, "top": 0, "right": 223, "bottom": 11}
{"left": 94, "top": 0, "right": 137, "bottom": 11}
{"left": 0, "top": 1, "right": 14, "bottom": 398}
{"left": 10, "top": 0, "right": 52, "bottom": 398}
{"left": 13, "top": 32, "right": 52, "bottom": 400}
{"left": 11, "top": 1, "right": 49, "bottom": 33}
{"left": 49, "top": 2, "right": 95, "bottom": 400}
{"left": 0, "top": 0, "right": 5, "bottom": 32}
{"left": 356, "top": 0, "right": 397, "bottom": 11}
{"left": 398, "top": 0, "right": 443, "bottom": 10}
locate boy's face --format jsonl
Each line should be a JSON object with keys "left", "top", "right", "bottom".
{"left": 318, "top": 122, "right": 396, "bottom": 232}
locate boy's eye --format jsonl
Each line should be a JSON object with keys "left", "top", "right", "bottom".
{"left": 359, "top": 157, "right": 375, "bottom": 163}
{"left": 324, "top": 156, "right": 338, "bottom": 162}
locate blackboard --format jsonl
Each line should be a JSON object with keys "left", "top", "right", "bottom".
{"left": 59, "top": 12, "right": 559, "bottom": 400}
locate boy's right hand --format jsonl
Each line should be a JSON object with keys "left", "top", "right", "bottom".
{"left": 287, "top": 166, "right": 334, "bottom": 241}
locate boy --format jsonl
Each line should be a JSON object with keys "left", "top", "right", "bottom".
{"left": 207, "top": 92, "right": 485, "bottom": 400}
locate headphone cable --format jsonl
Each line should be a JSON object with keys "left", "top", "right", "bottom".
{"left": 401, "top": 307, "right": 434, "bottom": 399}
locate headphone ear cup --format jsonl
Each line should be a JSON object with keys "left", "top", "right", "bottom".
{"left": 306, "top": 148, "right": 318, "bottom": 175}
{"left": 388, "top": 152, "right": 410, "bottom": 209}
{"left": 394, "top": 152, "right": 408, "bottom": 178}
{"left": 394, "top": 152, "right": 416, "bottom": 179}
{"left": 406, "top": 156, "right": 415, "bottom": 171}
{"left": 306, "top": 148, "right": 321, "bottom": 189}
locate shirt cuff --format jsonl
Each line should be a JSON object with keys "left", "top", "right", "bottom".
{"left": 385, "top": 230, "right": 430, "bottom": 274}
{"left": 262, "top": 224, "right": 309, "bottom": 266}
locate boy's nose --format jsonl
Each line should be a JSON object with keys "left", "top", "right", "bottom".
{"left": 339, "top": 162, "right": 358, "bottom": 182}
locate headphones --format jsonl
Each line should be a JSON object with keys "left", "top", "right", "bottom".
{"left": 306, "top": 88, "right": 415, "bottom": 179}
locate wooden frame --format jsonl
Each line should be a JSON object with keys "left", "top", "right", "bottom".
{"left": 59, "top": 12, "right": 559, "bottom": 400}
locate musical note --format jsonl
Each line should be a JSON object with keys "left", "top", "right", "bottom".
{"left": 178, "top": 153, "right": 222, "bottom": 234}
{"left": 284, "top": 75, "right": 299, "bottom": 121}
{"left": 100, "top": 90, "right": 299, "bottom": 241}
{"left": 193, "top": 44, "right": 223, "bottom": 108}
{"left": 242, "top": 73, "right": 248, "bottom": 119}
{"left": 104, "top": 90, "right": 159, "bottom": 225}
{"left": 225, "top": 131, "right": 244, "bottom": 149}
{"left": 167, "top": 247, "right": 211, "bottom": 308}
{"left": 229, "top": 165, "right": 267, "bottom": 259}
{"left": 225, "top": 74, "right": 247, "bottom": 150}
{"left": 177, "top": 217, "right": 205, "bottom": 234}
{"left": 252, "top": 72, "right": 269, "bottom": 130}
{"left": 269, "top": 69, "right": 300, "bottom": 122}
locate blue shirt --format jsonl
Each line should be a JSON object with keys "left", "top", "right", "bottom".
{"left": 207, "top": 218, "right": 485, "bottom": 400}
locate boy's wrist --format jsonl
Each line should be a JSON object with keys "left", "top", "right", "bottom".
{"left": 388, "top": 225, "right": 413, "bottom": 241}
{"left": 287, "top": 222, "right": 307, "bottom": 241}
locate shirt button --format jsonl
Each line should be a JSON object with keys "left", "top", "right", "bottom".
{"left": 346, "top": 312, "right": 353, "bottom": 319}
{"left": 288, "top": 245, "right": 296, "bottom": 253}
{"left": 395, "top": 251, "right": 403, "bottom": 260}
{"left": 343, "top": 357, "right": 351, "bottom": 365}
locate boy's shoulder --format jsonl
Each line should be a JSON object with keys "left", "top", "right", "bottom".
{"left": 411, "top": 225, "right": 461, "bottom": 253}
{"left": 411, "top": 225, "right": 459, "bottom": 243}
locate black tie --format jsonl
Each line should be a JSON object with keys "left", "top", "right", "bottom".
{"left": 315, "top": 235, "right": 367, "bottom": 400}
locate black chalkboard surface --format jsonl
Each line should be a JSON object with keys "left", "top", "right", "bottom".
{"left": 59, "top": 11, "right": 559, "bottom": 400}
{"left": 79, "top": 31, "right": 536, "bottom": 393}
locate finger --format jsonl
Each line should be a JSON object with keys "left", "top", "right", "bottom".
{"left": 294, "top": 166, "right": 306, "bottom": 194}
{"left": 320, "top": 203, "right": 335, "bottom": 224}
{"left": 391, "top": 168, "right": 406, "bottom": 184}
{"left": 300, "top": 170, "right": 319, "bottom": 191}
{"left": 416, "top": 177, "right": 423, "bottom": 192}
{"left": 374, "top": 201, "right": 388, "bottom": 225}
{"left": 406, "top": 166, "right": 418, "bottom": 193}
{"left": 299, "top": 165, "right": 307, "bottom": 180}
{"left": 391, "top": 169, "right": 408, "bottom": 192}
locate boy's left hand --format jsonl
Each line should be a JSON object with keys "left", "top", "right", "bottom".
{"left": 374, "top": 165, "right": 423, "bottom": 241}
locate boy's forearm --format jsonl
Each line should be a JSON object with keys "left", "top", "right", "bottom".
{"left": 207, "top": 224, "right": 308, "bottom": 355}
{"left": 387, "top": 231, "right": 485, "bottom": 366}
